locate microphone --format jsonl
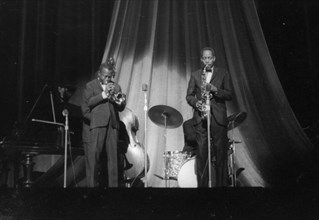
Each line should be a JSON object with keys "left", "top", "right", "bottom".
{"left": 142, "top": 83, "right": 148, "bottom": 92}
{"left": 142, "top": 83, "right": 148, "bottom": 111}
{"left": 62, "top": 109, "right": 69, "bottom": 117}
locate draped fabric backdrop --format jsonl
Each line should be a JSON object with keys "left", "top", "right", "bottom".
{"left": 0, "top": 0, "right": 114, "bottom": 187}
{"left": 101, "top": 0, "right": 319, "bottom": 187}
{"left": 2, "top": 0, "right": 318, "bottom": 188}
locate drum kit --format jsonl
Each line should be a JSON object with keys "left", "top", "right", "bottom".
{"left": 148, "top": 105, "right": 189, "bottom": 187}
{"left": 148, "top": 104, "right": 247, "bottom": 188}
{"left": 227, "top": 112, "right": 247, "bottom": 187}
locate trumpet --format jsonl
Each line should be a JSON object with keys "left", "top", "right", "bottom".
{"left": 105, "top": 82, "right": 126, "bottom": 105}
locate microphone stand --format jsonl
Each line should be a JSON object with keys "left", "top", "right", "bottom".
{"left": 204, "top": 66, "right": 212, "bottom": 188}
{"left": 206, "top": 95, "right": 212, "bottom": 188}
{"left": 143, "top": 86, "right": 148, "bottom": 188}
{"left": 161, "top": 113, "right": 168, "bottom": 188}
{"left": 229, "top": 120, "right": 236, "bottom": 187}
{"left": 62, "top": 110, "right": 69, "bottom": 188}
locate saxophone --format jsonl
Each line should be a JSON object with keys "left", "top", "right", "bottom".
{"left": 197, "top": 66, "right": 212, "bottom": 119}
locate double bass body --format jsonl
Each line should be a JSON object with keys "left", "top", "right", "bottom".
{"left": 119, "top": 108, "right": 149, "bottom": 181}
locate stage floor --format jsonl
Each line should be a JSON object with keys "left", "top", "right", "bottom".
{"left": 1, "top": 187, "right": 318, "bottom": 219}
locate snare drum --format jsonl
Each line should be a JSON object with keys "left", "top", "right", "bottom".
{"left": 177, "top": 157, "right": 197, "bottom": 188}
{"left": 163, "top": 151, "right": 191, "bottom": 179}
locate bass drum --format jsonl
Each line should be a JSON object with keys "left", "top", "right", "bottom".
{"left": 177, "top": 157, "right": 198, "bottom": 188}
{"left": 163, "top": 151, "right": 191, "bottom": 179}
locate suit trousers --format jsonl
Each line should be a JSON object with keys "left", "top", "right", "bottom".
{"left": 86, "top": 125, "right": 118, "bottom": 187}
{"left": 195, "top": 119, "right": 228, "bottom": 187}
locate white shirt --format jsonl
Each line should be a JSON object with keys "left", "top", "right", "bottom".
{"left": 101, "top": 83, "right": 107, "bottom": 99}
{"left": 205, "top": 67, "right": 214, "bottom": 83}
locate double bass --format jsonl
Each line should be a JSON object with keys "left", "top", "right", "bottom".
{"left": 119, "top": 108, "right": 149, "bottom": 180}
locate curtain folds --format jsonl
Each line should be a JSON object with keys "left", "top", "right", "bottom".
{"left": 102, "top": 0, "right": 318, "bottom": 187}
{"left": 1, "top": 0, "right": 114, "bottom": 187}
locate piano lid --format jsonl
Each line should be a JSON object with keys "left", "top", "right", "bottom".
{"left": 6, "top": 84, "right": 82, "bottom": 148}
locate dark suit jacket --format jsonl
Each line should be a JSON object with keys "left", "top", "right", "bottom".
{"left": 81, "top": 78, "right": 126, "bottom": 130}
{"left": 186, "top": 67, "right": 232, "bottom": 126}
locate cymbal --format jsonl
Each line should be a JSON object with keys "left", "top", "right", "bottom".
{"left": 148, "top": 105, "right": 183, "bottom": 129}
{"left": 227, "top": 112, "right": 247, "bottom": 130}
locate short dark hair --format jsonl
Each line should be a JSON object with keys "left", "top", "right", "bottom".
{"left": 98, "top": 57, "right": 116, "bottom": 74}
{"left": 201, "top": 47, "right": 216, "bottom": 57}
{"left": 98, "top": 62, "right": 115, "bottom": 73}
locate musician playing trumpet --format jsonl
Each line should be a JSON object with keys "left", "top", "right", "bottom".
{"left": 81, "top": 58, "right": 126, "bottom": 187}
{"left": 186, "top": 47, "right": 232, "bottom": 187}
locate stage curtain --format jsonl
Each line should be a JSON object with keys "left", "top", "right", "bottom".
{"left": 101, "top": 0, "right": 319, "bottom": 187}
{"left": 0, "top": 0, "right": 114, "bottom": 187}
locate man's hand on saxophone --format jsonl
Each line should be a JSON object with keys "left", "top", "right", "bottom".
{"left": 196, "top": 100, "right": 204, "bottom": 110}
{"left": 205, "top": 83, "right": 218, "bottom": 93}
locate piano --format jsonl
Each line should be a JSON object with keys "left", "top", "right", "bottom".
{"left": 0, "top": 84, "right": 84, "bottom": 188}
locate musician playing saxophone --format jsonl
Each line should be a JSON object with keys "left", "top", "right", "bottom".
{"left": 81, "top": 58, "right": 126, "bottom": 187}
{"left": 186, "top": 47, "right": 232, "bottom": 187}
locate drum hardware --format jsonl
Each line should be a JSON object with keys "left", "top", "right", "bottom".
{"left": 228, "top": 142, "right": 236, "bottom": 187}
{"left": 153, "top": 174, "right": 176, "bottom": 181}
{"left": 227, "top": 140, "right": 241, "bottom": 155}
{"left": 227, "top": 111, "right": 247, "bottom": 187}
{"left": 148, "top": 105, "right": 183, "bottom": 187}
{"left": 227, "top": 112, "right": 247, "bottom": 131}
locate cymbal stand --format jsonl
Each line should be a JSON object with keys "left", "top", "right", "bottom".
{"left": 143, "top": 88, "right": 148, "bottom": 188}
{"left": 229, "top": 120, "right": 236, "bottom": 187}
{"left": 206, "top": 97, "right": 212, "bottom": 188}
{"left": 162, "top": 113, "right": 169, "bottom": 188}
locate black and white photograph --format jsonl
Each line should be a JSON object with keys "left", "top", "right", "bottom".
{"left": 1, "top": 0, "right": 319, "bottom": 219}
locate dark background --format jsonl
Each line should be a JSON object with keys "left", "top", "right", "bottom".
{"left": 257, "top": 0, "right": 319, "bottom": 145}
{"left": 0, "top": 0, "right": 318, "bottom": 145}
